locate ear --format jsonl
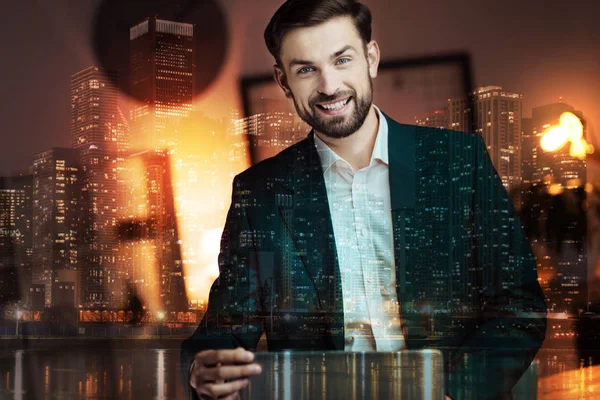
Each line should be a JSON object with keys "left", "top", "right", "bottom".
{"left": 273, "top": 64, "right": 293, "bottom": 99}
{"left": 366, "top": 40, "right": 380, "bottom": 79}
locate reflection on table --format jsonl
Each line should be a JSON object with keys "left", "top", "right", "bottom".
{"left": 0, "top": 344, "right": 597, "bottom": 399}
{"left": 239, "top": 350, "right": 445, "bottom": 400}
{"left": 538, "top": 364, "right": 600, "bottom": 399}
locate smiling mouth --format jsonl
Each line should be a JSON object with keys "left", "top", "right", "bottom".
{"left": 316, "top": 97, "right": 352, "bottom": 111}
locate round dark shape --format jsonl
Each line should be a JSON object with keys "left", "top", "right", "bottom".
{"left": 92, "top": 0, "right": 229, "bottom": 101}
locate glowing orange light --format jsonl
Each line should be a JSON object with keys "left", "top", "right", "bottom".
{"left": 168, "top": 110, "right": 249, "bottom": 304}
{"left": 122, "top": 94, "right": 250, "bottom": 310}
{"left": 540, "top": 112, "right": 594, "bottom": 159}
{"left": 547, "top": 183, "right": 564, "bottom": 196}
{"left": 585, "top": 183, "right": 594, "bottom": 193}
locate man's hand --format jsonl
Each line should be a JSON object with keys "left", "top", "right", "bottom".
{"left": 190, "top": 347, "right": 263, "bottom": 400}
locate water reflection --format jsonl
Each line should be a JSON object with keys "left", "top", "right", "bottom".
{"left": 0, "top": 346, "right": 186, "bottom": 399}
{"left": 157, "top": 350, "right": 165, "bottom": 400}
{"left": 0, "top": 347, "right": 595, "bottom": 399}
{"left": 14, "top": 350, "right": 22, "bottom": 400}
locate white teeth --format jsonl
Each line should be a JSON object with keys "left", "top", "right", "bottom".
{"left": 320, "top": 98, "right": 349, "bottom": 110}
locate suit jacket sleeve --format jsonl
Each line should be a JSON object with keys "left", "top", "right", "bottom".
{"left": 444, "top": 134, "right": 547, "bottom": 400}
{"left": 180, "top": 175, "right": 264, "bottom": 399}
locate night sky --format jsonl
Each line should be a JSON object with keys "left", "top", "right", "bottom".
{"left": 2, "top": 0, "right": 599, "bottom": 176}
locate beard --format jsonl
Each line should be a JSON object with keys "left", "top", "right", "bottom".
{"left": 291, "top": 75, "right": 373, "bottom": 139}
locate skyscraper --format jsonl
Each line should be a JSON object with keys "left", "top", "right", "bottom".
{"left": 126, "top": 17, "right": 195, "bottom": 311}
{"left": 520, "top": 117, "right": 535, "bottom": 206}
{"left": 71, "top": 66, "right": 124, "bottom": 307}
{"left": 71, "top": 67, "right": 122, "bottom": 149}
{"left": 129, "top": 17, "right": 195, "bottom": 150}
{"left": 32, "top": 148, "right": 80, "bottom": 306}
{"left": 0, "top": 175, "right": 33, "bottom": 269}
{"left": 528, "top": 102, "right": 587, "bottom": 313}
{"left": 447, "top": 86, "right": 523, "bottom": 206}
{"left": 0, "top": 175, "right": 33, "bottom": 304}
{"left": 447, "top": 98, "right": 472, "bottom": 133}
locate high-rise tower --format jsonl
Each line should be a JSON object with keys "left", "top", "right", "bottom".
{"left": 129, "top": 17, "right": 195, "bottom": 150}
{"left": 71, "top": 66, "right": 124, "bottom": 306}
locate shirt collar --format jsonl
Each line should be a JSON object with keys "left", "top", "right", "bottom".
{"left": 314, "top": 104, "right": 388, "bottom": 174}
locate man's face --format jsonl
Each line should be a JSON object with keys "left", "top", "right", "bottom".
{"left": 274, "top": 16, "right": 379, "bottom": 139}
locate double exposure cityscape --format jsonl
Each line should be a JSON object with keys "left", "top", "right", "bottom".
{"left": 0, "top": 3, "right": 599, "bottom": 399}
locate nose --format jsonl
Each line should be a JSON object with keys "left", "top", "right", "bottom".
{"left": 316, "top": 68, "right": 342, "bottom": 97}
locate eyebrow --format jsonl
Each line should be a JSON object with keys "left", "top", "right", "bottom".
{"left": 288, "top": 45, "right": 357, "bottom": 68}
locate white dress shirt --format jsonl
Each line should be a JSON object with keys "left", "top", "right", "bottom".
{"left": 314, "top": 105, "right": 405, "bottom": 352}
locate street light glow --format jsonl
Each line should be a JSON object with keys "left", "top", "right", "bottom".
{"left": 540, "top": 112, "right": 594, "bottom": 159}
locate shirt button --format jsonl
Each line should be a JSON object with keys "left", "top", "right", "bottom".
{"left": 361, "top": 228, "right": 368, "bottom": 237}
{"left": 354, "top": 183, "right": 360, "bottom": 190}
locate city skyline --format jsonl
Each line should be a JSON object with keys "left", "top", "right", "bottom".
{"left": 1, "top": 0, "right": 599, "bottom": 177}
{"left": 416, "top": 89, "right": 588, "bottom": 314}
{"left": 0, "top": 4, "right": 597, "bottom": 400}
{"left": 1, "top": 58, "right": 591, "bottom": 315}
{"left": 2, "top": 74, "right": 588, "bottom": 176}
{"left": 0, "top": 9, "right": 594, "bottom": 321}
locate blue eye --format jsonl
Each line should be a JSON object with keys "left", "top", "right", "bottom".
{"left": 298, "top": 67, "right": 313, "bottom": 74}
{"left": 297, "top": 58, "right": 350, "bottom": 74}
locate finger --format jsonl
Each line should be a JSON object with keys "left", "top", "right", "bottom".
{"left": 220, "top": 391, "right": 242, "bottom": 400}
{"left": 202, "top": 363, "right": 262, "bottom": 381}
{"left": 192, "top": 363, "right": 220, "bottom": 389}
{"left": 197, "top": 378, "right": 249, "bottom": 399}
{"left": 196, "top": 347, "right": 254, "bottom": 367}
{"left": 191, "top": 363, "right": 226, "bottom": 390}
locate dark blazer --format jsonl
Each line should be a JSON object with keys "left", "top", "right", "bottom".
{"left": 181, "top": 111, "right": 547, "bottom": 399}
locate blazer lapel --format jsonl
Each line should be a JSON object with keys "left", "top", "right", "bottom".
{"left": 383, "top": 114, "right": 426, "bottom": 347}
{"left": 385, "top": 112, "right": 416, "bottom": 211}
{"left": 277, "top": 131, "right": 342, "bottom": 319}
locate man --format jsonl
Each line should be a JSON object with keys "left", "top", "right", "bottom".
{"left": 181, "top": 0, "right": 547, "bottom": 399}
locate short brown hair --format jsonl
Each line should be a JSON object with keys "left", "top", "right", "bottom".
{"left": 264, "top": 0, "right": 373, "bottom": 68}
